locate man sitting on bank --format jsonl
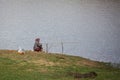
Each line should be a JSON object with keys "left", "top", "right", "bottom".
{"left": 33, "top": 38, "right": 43, "bottom": 52}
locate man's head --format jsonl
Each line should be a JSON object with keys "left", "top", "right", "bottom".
{"left": 35, "top": 38, "right": 40, "bottom": 42}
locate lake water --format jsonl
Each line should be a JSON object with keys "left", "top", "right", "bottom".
{"left": 0, "top": 0, "right": 120, "bottom": 63}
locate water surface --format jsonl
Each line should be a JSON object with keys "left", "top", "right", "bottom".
{"left": 0, "top": 0, "right": 120, "bottom": 63}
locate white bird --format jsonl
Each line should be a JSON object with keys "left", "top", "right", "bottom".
{"left": 18, "top": 47, "right": 25, "bottom": 54}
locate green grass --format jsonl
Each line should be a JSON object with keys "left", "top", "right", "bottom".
{"left": 0, "top": 50, "right": 120, "bottom": 80}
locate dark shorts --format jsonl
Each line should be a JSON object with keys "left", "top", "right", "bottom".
{"left": 34, "top": 47, "right": 42, "bottom": 52}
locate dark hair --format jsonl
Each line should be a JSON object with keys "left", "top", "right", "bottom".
{"left": 35, "top": 38, "right": 40, "bottom": 41}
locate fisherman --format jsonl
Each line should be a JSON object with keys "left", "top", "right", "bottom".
{"left": 33, "top": 38, "right": 43, "bottom": 52}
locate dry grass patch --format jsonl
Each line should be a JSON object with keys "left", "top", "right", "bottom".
{"left": 32, "top": 59, "right": 57, "bottom": 66}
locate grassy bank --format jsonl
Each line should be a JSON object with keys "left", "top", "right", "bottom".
{"left": 0, "top": 50, "right": 120, "bottom": 80}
